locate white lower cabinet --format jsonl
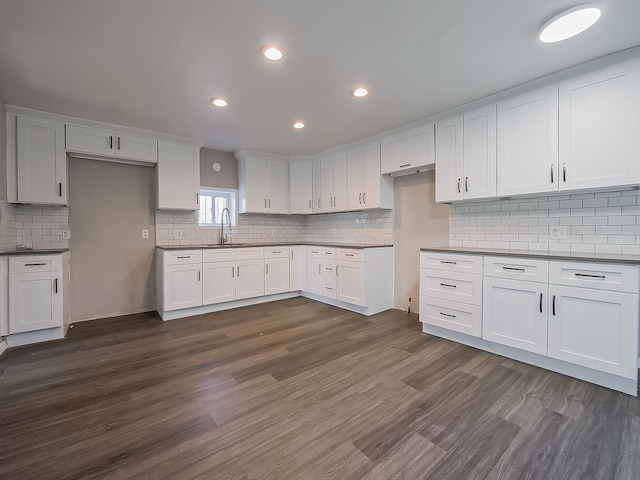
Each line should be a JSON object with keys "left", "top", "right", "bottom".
{"left": 482, "top": 277, "right": 548, "bottom": 355}
{"left": 336, "top": 260, "right": 365, "bottom": 306}
{"left": 289, "top": 246, "right": 305, "bottom": 291}
{"left": 264, "top": 247, "right": 290, "bottom": 296}
{"left": 202, "top": 260, "right": 236, "bottom": 305}
{"left": 306, "top": 256, "right": 323, "bottom": 295}
{"left": 9, "top": 256, "right": 64, "bottom": 334}
{"left": 163, "top": 263, "right": 202, "bottom": 311}
{"left": 236, "top": 258, "right": 265, "bottom": 300}
{"left": 548, "top": 285, "right": 638, "bottom": 379}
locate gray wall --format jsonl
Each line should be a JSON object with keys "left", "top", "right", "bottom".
{"left": 68, "top": 158, "right": 156, "bottom": 322}
{"left": 200, "top": 148, "right": 238, "bottom": 189}
{"left": 393, "top": 171, "right": 449, "bottom": 313}
{"left": 0, "top": 100, "right": 6, "bottom": 200}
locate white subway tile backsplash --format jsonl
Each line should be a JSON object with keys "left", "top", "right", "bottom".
{"left": 449, "top": 189, "right": 640, "bottom": 253}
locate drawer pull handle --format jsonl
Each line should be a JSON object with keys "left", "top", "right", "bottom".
{"left": 440, "top": 312, "right": 456, "bottom": 318}
{"left": 24, "top": 263, "right": 47, "bottom": 266}
{"left": 574, "top": 273, "right": 606, "bottom": 279}
{"left": 176, "top": 256, "right": 191, "bottom": 259}
{"left": 539, "top": 293, "right": 542, "bottom": 313}
{"left": 272, "top": 251, "right": 282, "bottom": 254}
{"left": 325, "top": 286, "right": 333, "bottom": 291}
{"left": 266, "top": 264, "right": 269, "bottom": 274}
{"left": 318, "top": 264, "right": 321, "bottom": 274}
{"left": 400, "top": 163, "right": 412, "bottom": 168}
{"left": 345, "top": 254, "right": 354, "bottom": 257}
{"left": 550, "top": 164, "right": 554, "bottom": 183}
{"left": 440, "top": 260, "right": 457, "bottom": 265}
{"left": 54, "top": 278, "right": 59, "bottom": 294}
{"left": 336, "top": 265, "right": 339, "bottom": 276}
{"left": 237, "top": 266, "right": 240, "bottom": 277}
{"left": 502, "top": 266, "right": 525, "bottom": 272}
{"left": 232, "top": 267, "right": 235, "bottom": 278}
{"left": 552, "top": 295, "right": 556, "bottom": 316}
{"left": 440, "top": 283, "right": 457, "bottom": 288}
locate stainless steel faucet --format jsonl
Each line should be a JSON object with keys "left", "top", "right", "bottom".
{"left": 220, "top": 207, "right": 231, "bottom": 244}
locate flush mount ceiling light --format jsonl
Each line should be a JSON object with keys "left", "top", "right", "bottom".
{"left": 210, "top": 97, "right": 228, "bottom": 107}
{"left": 262, "top": 45, "right": 284, "bottom": 61}
{"left": 292, "top": 121, "right": 305, "bottom": 129}
{"left": 352, "top": 87, "right": 369, "bottom": 98}
{"left": 539, "top": 5, "right": 601, "bottom": 43}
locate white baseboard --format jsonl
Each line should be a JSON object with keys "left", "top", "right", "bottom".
{"left": 5, "top": 327, "right": 65, "bottom": 347}
{"left": 70, "top": 308, "right": 157, "bottom": 323}
{"left": 0, "top": 338, "right": 7, "bottom": 356}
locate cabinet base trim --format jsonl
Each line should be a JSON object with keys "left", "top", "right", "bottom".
{"left": 301, "top": 291, "right": 388, "bottom": 316}
{"left": 158, "top": 292, "right": 300, "bottom": 321}
{"left": 0, "top": 339, "right": 7, "bottom": 357}
{"left": 422, "top": 323, "right": 638, "bottom": 396}
{"left": 5, "top": 326, "right": 65, "bottom": 347}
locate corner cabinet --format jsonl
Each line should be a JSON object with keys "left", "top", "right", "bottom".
{"left": 347, "top": 143, "right": 393, "bottom": 210}
{"left": 289, "top": 162, "right": 313, "bottom": 214}
{"left": 16, "top": 117, "right": 67, "bottom": 205}
{"left": 156, "top": 141, "right": 200, "bottom": 210}
{"left": 238, "top": 154, "right": 289, "bottom": 214}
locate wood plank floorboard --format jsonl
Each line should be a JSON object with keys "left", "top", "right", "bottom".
{"left": 1, "top": 297, "right": 639, "bottom": 480}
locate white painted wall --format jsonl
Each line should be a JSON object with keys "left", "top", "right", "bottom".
{"left": 393, "top": 171, "right": 449, "bottom": 312}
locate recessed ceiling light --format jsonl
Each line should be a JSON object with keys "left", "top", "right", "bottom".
{"left": 539, "top": 5, "right": 601, "bottom": 43}
{"left": 293, "top": 121, "right": 305, "bottom": 129}
{"left": 262, "top": 46, "right": 284, "bottom": 61}
{"left": 210, "top": 97, "right": 228, "bottom": 107}
{"left": 352, "top": 87, "right": 369, "bottom": 98}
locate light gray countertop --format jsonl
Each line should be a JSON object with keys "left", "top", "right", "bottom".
{"left": 420, "top": 246, "right": 640, "bottom": 265}
{"left": 0, "top": 249, "right": 69, "bottom": 256}
{"left": 157, "top": 242, "right": 393, "bottom": 251}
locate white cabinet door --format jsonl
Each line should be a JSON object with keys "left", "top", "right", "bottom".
{"left": 163, "top": 264, "right": 202, "bottom": 311}
{"left": 267, "top": 160, "right": 289, "bottom": 213}
{"left": 289, "top": 246, "right": 305, "bottom": 291}
{"left": 333, "top": 152, "right": 348, "bottom": 211}
{"left": 463, "top": 105, "right": 496, "bottom": 200}
{"left": 17, "top": 117, "right": 67, "bottom": 205}
{"left": 497, "top": 86, "right": 559, "bottom": 196}
{"left": 559, "top": 61, "right": 640, "bottom": 191}
{"left": 482, "top": 277, "right": 548, "bottom": 355}
{"left": 320, "top": 156, "right": 334, "bottom": 212}
{"left": 265, "top": 258, "right": 290, "bottom": 295}
{"left": 548, "top": 285, "right": 638, "bottom": 379}
{"left": 347, "top": 148, "right": 364, "bottom": 210}
{"left": 116, "top": 133, "right": 157, "bottom": 163}
{"left": 239, "top": 156, "right": 268, "bottom": 213}
{"left": 9, "top": 271, "right": 62, "bottom": 333}
{"left": 290, "top": 162, "right": 313, "bottom": 214}
{"left": 202, "top": 261, "right": 236, "bottom": 305}
{"left": 336, "top": 261, "right": 366, "bottom": 306}
{"left": 306, "top": 258, "right": 323, "bottom": 295}
{"left": 380, "top": 124, "right": 435, "bottom": 175}
{"left": 435, "top": 115, "right": 463, "bottom": 203}
{"left": 157, "top": 141, "right": 200, "bottom": 210}
{"left": 236, "top": 259, "right": 265, "bottom": 300}
{"left": 362, "top": 142, "right": 389, "bottom": 209}
{"left": 312, "top": 159, "right": 322, "bottom": 213}
{"left": 66, "top": 125, "right": 115, "bottom": 157}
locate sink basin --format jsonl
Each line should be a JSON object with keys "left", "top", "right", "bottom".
{"left": 204, "top": 243, "right": 247, "bottom": 247}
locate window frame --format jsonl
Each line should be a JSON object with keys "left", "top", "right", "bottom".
{"left": 197, "top": 187, "right": 238, "bottom": 228}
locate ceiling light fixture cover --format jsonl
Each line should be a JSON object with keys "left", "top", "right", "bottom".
{"left": 210, "top": 97, "right": 228, "bottom": 107}
{"left": 262, "top": 46, "right": 284, "bottom": 61}
{"left": 293, "top": 121, "right": 305, "bottom": 129}
{"left": 539, "top": 5, "right": 601, "bottom": 43}
{"left": 352, "top": 87, "right": 369, "bottom": 98}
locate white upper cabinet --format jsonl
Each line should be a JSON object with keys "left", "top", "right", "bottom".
{"left": 157, "top": 141, "right": 200, "bottom": 210}
{"left": 238, "top": 155, "right": 289, "bottom": 214}
{"left": 16, "top": 117, "right": 67, "bottom": 205}
{"left": 380, "top": 124, "right": 435, "bottom": 175}
{"left": 321, "top": 152, "right": 348, "bottom": 212}
{"left": 66, "top": 125, "right": 158, "bottom": 164}
{"left": 559, "top": 59, "right": 640, "bottom": 191}
{"left": 312, "top": 159, "right": 322, "bottom": 213}
{"left": 497, "top": 86, "right": 559, "bottom": 196}
{"left": 435, "top": 106, "right": 496, "bottom": 202}
{"left": 290, "top": 162, "right": 313, "bottom": 214}
{"left": 347, "top": 143, "right": 394, "bottom": 210}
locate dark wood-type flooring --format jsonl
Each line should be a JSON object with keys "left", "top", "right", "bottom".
{"left": 1, "top": 297, "right": 639, "bottom": 479}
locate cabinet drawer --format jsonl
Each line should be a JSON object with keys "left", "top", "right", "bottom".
{"left": 323, "top": 260, "right": 336, "bottom": 280}
{"left": 549, "top": 261, "right": 639, "bottom": 293}
{"left": 484, "top": 256, "right": 549, "bottom": 283}
{"left": 307, "top": 246, "right": 323, "bottom": 258}
{"left": 420, "top": 296, "right": 482, "bottom": 338}
{"left": 236, "top": 247, "right": 264, "bottom": 260}
{"left": 421, "top": 268, "right": 483, "bottom": 305}
{"left": 323, "top": 247, "right": 336, "bottom": 258}
{"left": 163, "top": 250, "right": 202, "bottom": 265}
{"left": 9, "top": 255, "right": 62, "bottom": 274}
{"left": 264, "top": 246, "right": 290, "bottom": 259}
{"left": 337, "top": 248, "right": 363, "bottom": 262}
{"left": 203, "top": 248, "right": 236, "bottom": 263}
{"left": 322, "top": 281, "right": 337, "bottom": 299}
{"left": 420, "top": 252, "right": 482, "bottom": 274}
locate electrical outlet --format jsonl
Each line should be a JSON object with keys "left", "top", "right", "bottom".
{"left": 549, "top": 225, "right": 567, "bottom": 240}
{"left": 331, "top": 229, "right": 336, "bottom": 236}
{"left": 62, "top": 230, "right": 71, "bottom": 240}
{"left": 174, "top": 230, "right": 183, "bottom": 240}
{"left": 368, "top": 228, "right": 376, "bottom": 237}
{"left": 142, "top": 229, "right": 149, "bottom": 239}
{"left": 272, "top": 230, "right": 277, "bottom": 237}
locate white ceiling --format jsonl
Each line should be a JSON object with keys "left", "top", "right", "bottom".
{"left": 1, "top": 0, "right": 640, "bottom": 156}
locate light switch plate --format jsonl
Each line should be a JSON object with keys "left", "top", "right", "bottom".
{"left": 174, "top": 230, "right": 183, "bottom": 240}
{"left": 549, "top": 225, "right": 567, "bottom": 239}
